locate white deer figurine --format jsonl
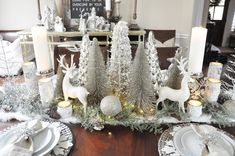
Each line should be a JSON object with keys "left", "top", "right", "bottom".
{"left": 57, "top": 54, "right": 89, "bottom": 115}
{"left": 156, "top": 57, "right": 190, "bottom": 113}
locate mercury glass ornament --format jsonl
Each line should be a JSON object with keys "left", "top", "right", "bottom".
{"left": 100, "top": 96, "right": 122, "bottom": 116}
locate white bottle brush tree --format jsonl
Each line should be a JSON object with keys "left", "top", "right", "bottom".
{"left": 146, "top": 31, "right": 165, "bottom": 95}
{"left": 77, "top": 34, "right": 91, "bottom": 86}
{"left": 86, "top": 38, "right": 107, "bottom": 105}
{"left": 107, "top": 21, "right": 132, "bottom": 98}
{"left": 128, "top": 43, "right": 156, "bottom": 113}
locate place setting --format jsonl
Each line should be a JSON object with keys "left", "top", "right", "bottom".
{"left": 0, "top": 119, "right": 73, "bottom": 156}
{"left": 158, "top": 124, "right": 235, "bottom": 156}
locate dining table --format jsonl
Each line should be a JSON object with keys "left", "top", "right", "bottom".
{"left": 1, "top": 121, "right": 235, "bottom": 156}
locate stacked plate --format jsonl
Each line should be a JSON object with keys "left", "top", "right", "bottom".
{"left": 158, "top": 124, "right": 235, "bottom": 156}
{"left": 173, "top": 125, "right": 235, "bottom": 156}
{"left": 0, "top": 120, "right": 73, "bottom": 156}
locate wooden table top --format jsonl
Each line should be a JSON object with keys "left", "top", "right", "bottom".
{"left": 69, "top": 124, "right": 235, "bottom": 156}
{"left": 1, "top": 122, "right": 235, "bottom": 156}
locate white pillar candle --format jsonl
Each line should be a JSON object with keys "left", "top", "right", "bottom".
{"left": 105, "top": 0, "right": 111, "bottom": 11}
{"left": 187, "top": 100, "right": 202, "bottom": 118}
{"left": 188, "top": 27, "right": 208, "bottom": 74}
{"left": 207, "top": 62, "right": 223, "bottom": 79}
{"left": 38, "top": 77, "right": 54, "bottom": 108}
{"left": 206, "top": 78, "right": 221, "bottom": 102}
{"left": 57, "top": 101, "right": 72, "bottom": 118}
{"left": 31, "top": 26, "right": 52, "bottom": 73}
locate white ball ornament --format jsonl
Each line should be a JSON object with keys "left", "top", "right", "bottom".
{"left": 100, "top": 96, "right": 122, "bottom": 116}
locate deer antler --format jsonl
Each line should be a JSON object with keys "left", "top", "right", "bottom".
{"left": 57, "top": 55, "right": 70, "bottom": 70}
{"left": 177, "top": 57, "right": 188, "bottom": 75}
{"left": 70, "top": 54, "right": 76, "bottom": 69}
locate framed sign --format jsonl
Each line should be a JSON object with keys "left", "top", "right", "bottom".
{"left": 61, "top": 0, "right": 105, "bottom": 30}
{"left": 71, "top": 0, "right": 105, "bottom": 18}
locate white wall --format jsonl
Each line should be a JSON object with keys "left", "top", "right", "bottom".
{"left": 120, "top": 0, "right": 196, "bottom": 49}
{"left": 0, "top": 0, "right": 195, "bottom": 35}
{"left": 135, "top": 0, "right": 194, "bottom": 35}
{"left": 0, "top": 0, "right": 38, "bottom": 30}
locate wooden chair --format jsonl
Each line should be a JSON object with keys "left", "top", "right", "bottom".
{"left": 145, "top": 29, "right": 176, "bottom": 47}
{"left": 54, "top": 45, "right": 108, "bottom": 73}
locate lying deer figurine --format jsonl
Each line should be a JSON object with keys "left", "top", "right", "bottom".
{"left": 57, "top": 54, "right": 89, "bottom": 115}
{"left": 156, "top": 57, "right": 190, "bottom": 113}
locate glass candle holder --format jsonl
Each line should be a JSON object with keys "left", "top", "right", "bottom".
{"left": 38, "top": 77, "right": 54, "bottom": 108}
{"left": 187, "top": 100, "right": 202, "bottom": 118}
{"left": 57, "top": 101, "right": 72, "bottom": 118}
{"left": 205, "top": 78, "right": 221, "bottom": 102}
{"left": 22, "top": 61, "right": 38, "bottom": 94}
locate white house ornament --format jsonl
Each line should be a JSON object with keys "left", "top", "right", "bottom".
{"left": 100, "top": 96, "right": 122, "bottom": 116}
{"left": 57, "top": 54, "right": 89, "bottom": 115}
{"left": 54, "top": 16, "right": 65, "bottom": 32}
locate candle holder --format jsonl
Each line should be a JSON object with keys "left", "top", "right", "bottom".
{"left": 57, "top": 101, "right": 73, "bottom": 118}
{"left": 187, "top": 100, "right": 203, "bottom": 118}
{"left": 38, "top": 77, "right": 54, "bottom": 109}
{"left": 36, "top": 68, "right": 54, "bottom": 79}
{"left": 129, "top": 0, "right": 140, "bottom": 30}
{"left": 22, "top": 61, "right": 38, "bottom": 94}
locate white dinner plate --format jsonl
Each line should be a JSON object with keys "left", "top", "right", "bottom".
{"left": 174, "top": 125, "right": 235, "bottom": 156}
{"left": 173, "top": 126, "right": 191, "bottom": 155}
{"left": 33, "top": 128, "right": 52, "bottom": 153}
{"left": 33, "top": 124, "right": 61, "bottom": 156}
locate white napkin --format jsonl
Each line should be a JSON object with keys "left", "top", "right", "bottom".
{"left": 0, "top": 135, "right": 33, "bottom": 156}
{"left": 0, "top": 119, "right": 46, "bottom": 156}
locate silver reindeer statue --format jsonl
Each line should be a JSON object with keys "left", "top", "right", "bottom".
{"left": 156, "top": 57, "right": 190, "bottom": 113}
{"left": 57, "top": 54, "right": 89, "bottom": 115}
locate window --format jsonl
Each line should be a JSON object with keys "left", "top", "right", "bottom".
{"left": 209, "top": 0, "right": 225, "bottom": 20}
{"left": 232, "top": 11, "right": 235, "bottom": 31}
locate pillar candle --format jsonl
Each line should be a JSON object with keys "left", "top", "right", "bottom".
{"left": 206, "top": 78, "right": 221, "bottom": 102}
{"left": 187, "top": 100, "right": 202, "bottom": 118}
{"left": 57, "top": 101, "right": 73, "bottom": 118}
{"left": 31, "top": 26, "right": 52, "bottom": 73}
{"left": 207, "top": 62, "right": 223, "bottom": 79}
{"left": 105, "top": 0, "right": 111, "bottom": 11}
{"left": 188, "top": 27, "right": 208, "bottom": 74}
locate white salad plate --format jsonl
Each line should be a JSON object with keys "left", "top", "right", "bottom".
{"left": 173, "top": 125, "right": 235, "bottom": 156}
{"left": 33, "top": 125, "right": 61, "bottom": 156}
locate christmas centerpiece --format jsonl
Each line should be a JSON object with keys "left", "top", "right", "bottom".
{"left": 0, "top": 22, "right": 235, "bottom": 134}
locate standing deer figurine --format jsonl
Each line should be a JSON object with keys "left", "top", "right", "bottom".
{"left": 57, "top": 54, "right": 89, "bottom": 115}
{"left": 156, "top": 57, "right": 190, "bottom": 113}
